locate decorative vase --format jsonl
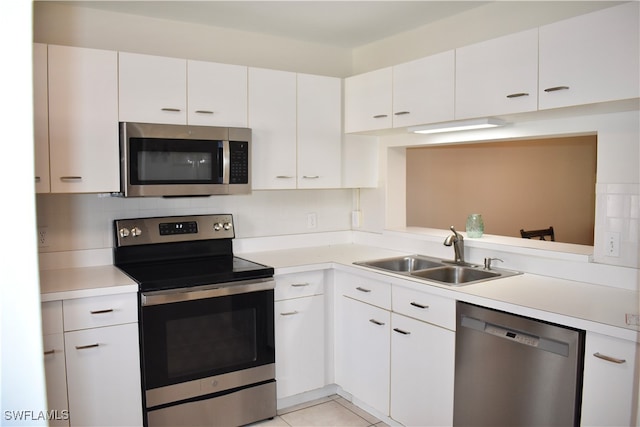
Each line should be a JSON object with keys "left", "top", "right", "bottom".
{"left": 466, "top": 214, "right": 484, "bottom": 238}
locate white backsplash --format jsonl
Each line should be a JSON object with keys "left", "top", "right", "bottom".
{"left": 36, "top": 189, "right": 354, "bottom": 253}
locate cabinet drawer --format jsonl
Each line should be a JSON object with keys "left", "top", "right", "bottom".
{"left": 63, "top": 293, "right": 138, "bottom": 331}
{"left": 42, "top": 301, "right": 63, "bottom": 335}
{"left": 392, "top": 286, "right": 455, "bottom": 330}
{"left": 342, "top": 275, "right": 391, "bottom": 310}
{"left": 275, "top": 270, "right": 324, "bottom": 301}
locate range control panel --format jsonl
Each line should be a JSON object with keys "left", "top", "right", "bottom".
{"left": 115, "top": 214, "right": 234, "bottom": 247}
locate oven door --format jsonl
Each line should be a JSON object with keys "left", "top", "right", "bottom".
{"left": 139, "top": 280, "right": 275, "bottom": 407}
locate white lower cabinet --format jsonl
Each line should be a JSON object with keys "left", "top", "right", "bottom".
{"left": 337, "top": 295, "right": 391, "bottom": 416}
{"left": 390, "top": 313, "right": 455, "bottom": 426}
{"left": 581, "top": 331, "right": 639, "bottom": 426}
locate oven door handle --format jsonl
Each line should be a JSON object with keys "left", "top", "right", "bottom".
{"left": 141, "top": 278, "right": 275, "bottom": 306}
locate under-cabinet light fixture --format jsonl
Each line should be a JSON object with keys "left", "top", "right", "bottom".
{"left": 408, "top": 118, "right": 506, "bottom": 134}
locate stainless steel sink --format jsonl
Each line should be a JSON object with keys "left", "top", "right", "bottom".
{"left": 354, "top": 255, "right": 521, "bottom": 286}
{"left": 356, "top": 255, "right": 443, "bottom": 273}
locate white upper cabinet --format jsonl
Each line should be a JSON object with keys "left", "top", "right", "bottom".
{"left": 393, "top": 51, "right": 455, "bottom": 128}
{"left": 455, "top": 28, "right": 538, "bottom": 119}
{"left": 297, "top": 73, "right": 342, "bottom": 189}
{"left": 345, "top": 67, "right": 392, "bottom": 133}
{"left": 187, "top": 60, "right": 248, "bottom": 127}
{"left": 248, "top": 67, "right": 298, "bottom": 189}
{"left": 33, "top": 43, "right": 50, "bottom": 194}
{"left": 118, "top": 52, "right": 187, "bottom": 124}
{"left": 48, "top": 45, "right": 119, "bottom": 193}
{"left": 539, "top": 3, "right": 639, "bottom": 110}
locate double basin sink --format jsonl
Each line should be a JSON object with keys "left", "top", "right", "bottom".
{"left": 354, "top": 254, "right": 521, "bottom": 286}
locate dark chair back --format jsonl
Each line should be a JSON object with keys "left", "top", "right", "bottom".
{"left": 520, "top": 226, "right": 555, "bottom": 241}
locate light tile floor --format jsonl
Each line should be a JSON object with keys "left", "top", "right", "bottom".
{"left": 252, "top": 395, "right": 389, "bottom": 427}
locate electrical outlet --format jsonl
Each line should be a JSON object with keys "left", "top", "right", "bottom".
{"left": 625, "top": 313, "right": 640, "bottom": 326}
{"left": 38, "top": 226, "right": 49, "bottom": 248}
{"left": 605, "top": 231, "right": 620, "bottom": 257}
{"left": 307, "top": 213, "right": 317, "bottom": 229}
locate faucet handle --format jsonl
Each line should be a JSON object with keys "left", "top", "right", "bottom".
{"left": 484, "top": 257, "right": 503, "bottom": 270}
{"left": 450, "top": 225, "right": 463, "bottom": 240}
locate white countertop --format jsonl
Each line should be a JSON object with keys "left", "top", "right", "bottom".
{"left": 39, "top": 243, "right": 639, "bottom": 341}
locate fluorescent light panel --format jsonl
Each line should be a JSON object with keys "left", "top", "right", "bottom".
{"left": 409, "top": 118, "right": 506, "bottom": 134}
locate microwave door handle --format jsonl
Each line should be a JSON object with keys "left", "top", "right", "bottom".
{"left": 221, "top": 141, "right": 230, "bottom": 184}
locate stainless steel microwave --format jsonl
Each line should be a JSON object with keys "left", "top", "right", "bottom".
{"left": 119, "top": 122, "right": 251, "bottom": 197}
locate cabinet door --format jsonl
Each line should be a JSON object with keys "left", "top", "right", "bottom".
{"left": 187, "top": 60, "right": 247, "bottom": 127}
{"left": 455, "top": 28, "right": 538, "bottom": 119}
{"left": 539, "top": 2, "right": 640, "bottom": 110}
{"left": 581, "top": 332, "right": 638, "bottom": 426}
{"left": 393, "top": 51, "right": 455, "bottom": 128}
{"left": 119, "top": 52, "right": 187, "bottom": 124}
{"left": 345, "top": 67, "right": 392, "bottom": 133}
{"left": 297, "top": 73, "right": 342, "bottom": 189}
{"left": 275, "top": 295, "right": 325, "bottom": 399}
{"left": 390, "top": 313, "right": 454, "bottom": 427}
{"left": 43, "top": 333, "right": 69, "bottom": 427}
{"left": 33, "top": 43, "right": 50, "bottom": 193}
{"left": 337, "top": 296, "right": 390, "bottom": 415}
{"left": 248, "top": 67, "right": 297, "bottom": 189}
{"left": 48, "top": 45, "right": 119, "bottom": 193}
{"left": 65, "top": 323, "right": 142, "bottom": 427}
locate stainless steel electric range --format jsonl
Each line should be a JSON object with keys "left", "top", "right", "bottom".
{"left": 113, "top": 214, "right": 276, "bottom": 427}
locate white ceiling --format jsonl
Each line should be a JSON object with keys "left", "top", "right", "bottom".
{"left": 55, "top": 1, "right": 623, "bottom": 49}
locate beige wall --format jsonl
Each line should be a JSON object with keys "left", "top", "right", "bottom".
{"left": 406, "top": 136, "right": 597, "bottom": 245}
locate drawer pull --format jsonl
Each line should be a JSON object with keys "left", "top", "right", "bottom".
{"left": 161, "top": 108, "right": 182, "bottom": 112}
{"left": 276, "top": 175, "right": 295, "bottom": 179}
{"left": 594, "top": 352, "right": 626, "bottom": 364}
{"left": 410, "top": 302, "right": 429, "bottom": 309}
{"left": 75, "top": 343, "right": 100, "bottom": 350}
{"left": 60, "top": 176, "right": 82, "bottom": 182}
{"left": 291, "top": 283, "right": 310, "bottom": 287}
{"left": 369, "top": 319, "right": 385, "bottom": 326}
{"left": 506, "top": 92, "right": 529, "bottom": 98}
{"left": 44, "top": 349, "right": 56, "bottom": 356}
{"left": 393, "top": 328, "right": 411, "bottom": 335}
{"left": 544, "top": 86, "right": 570, "bottom": 93}
{"left": 280, "top": 310, "right": 299, "bottom": 316}
{"left": 373, "top": 114, "right": 388, "bottom": 119}
{"left": 302, "top": 175, "right": 320, "bottom": 179}
{"left": 195, "top": 110, "right": 214, "bottom": 114}
{"left": 394, "top": 111, "right": 410, "bottom": 116}
{"left": 356, "top": 286, "right": 372, "bottom": 293}
{"left": 90, "top": 308, "right": 114, "bottom": 315}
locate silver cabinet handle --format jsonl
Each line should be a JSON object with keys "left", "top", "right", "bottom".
{"left": 356, "top": 286, "right": 371, "bottom": 293}
{"left": 276, "top": 176, "right": 295, "bottom": 179}
{"left": 290, "top": 283, "right": 309, "bottom": 287}
{"left": 506, "top": 92, "right": 529, "bottom": 98}
{"left": 90, "top": 308, "right": 114, "bottom": 315}
{"left": 280, "top": 310, "right": 299, "bottom": 316}
{"left": 544, "top": 86, "right": 570, "bottom": 93}
{"left": 594, "top": 352, "right": 626, "bottom": 364}
{"left": 44, "top": 349, "right": 56, "bottom": 356}
{"left": 75, "top": 343, "right": 100, "bottom": 350}
{"left": 373, "top": 114, "right": 388, "bottom": 119}
{"left": 302, "top": 175, "right": 320, "bottom": 179}
{"left": 60, "top": 176, "right": 82, "bottom": 181}
{"left": 410, "top": 302, "right": 429, "bottom": 309}
{"left": 161, "top": 108, "right": 181, "bottom": 112}
{"left": 369, "top": 319, "right": 385, "bottom": 326}
{"left": 393, "top": 328, "right": 411, "bottom": 335}
{"left": 194, "top": 110, "right": 214, "bottom": 114}
{"left": 394, "top": 111, "right": 410, "bottom": 116}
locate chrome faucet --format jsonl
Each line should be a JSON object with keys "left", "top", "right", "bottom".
{"left": 444, "top": 226, "right": 465, "bottom": 264}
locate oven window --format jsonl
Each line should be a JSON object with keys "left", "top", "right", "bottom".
{"left": 165, "top": 308, "right": 257, "bottom": 378}
{"left": 141, "top": 289, "right": 274, "bottom": 389}
{"left": 129, "top": 138, "right": 223, "bottom": 185}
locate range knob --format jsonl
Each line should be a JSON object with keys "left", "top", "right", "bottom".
{"left": 131, "top": 227, "right": 142, "bottom": 237}
{"left": 213, "top": 222, "right": 223, "bottom": 231}
{"left": 119, "top": 228, "right": 130, "bottom": 238}
{"left": 223, "top": 222, "right": 232, "bottom": 231}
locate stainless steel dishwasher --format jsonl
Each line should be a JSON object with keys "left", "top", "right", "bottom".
{"left": 454, "top": 302, "right": 585, "bottom": 427}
